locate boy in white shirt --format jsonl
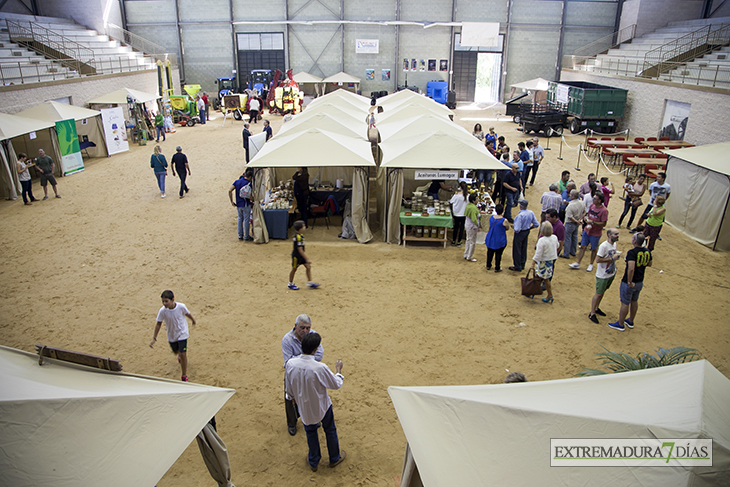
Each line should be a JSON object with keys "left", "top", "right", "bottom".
{"left": 149, "top": 290, "right": 196, "bottom": 382}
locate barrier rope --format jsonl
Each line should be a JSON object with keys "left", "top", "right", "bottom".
{"left": 560, "top": 135, "right": 582, "bottom": 150}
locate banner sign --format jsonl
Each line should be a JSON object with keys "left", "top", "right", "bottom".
{"left": 556, "top": 84, "right": 570, "bottom": 104}
{"left": 356, "top": 39, "right": 379, "bottom": 54}
{"left": 415, "top": 170, "right": 459, "bottom": 180}
{"left": 100, "top": 107, "right": 129, "bottom": 155}
{"left": 551, "top": 438, "right": 712, "bottom": 467}
{"left": 55, "top": 119, "right": 84, "bottom": 176}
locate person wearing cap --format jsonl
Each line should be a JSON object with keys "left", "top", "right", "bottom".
{"left": 171, "top": 146, "right": 190, "bottom": 198}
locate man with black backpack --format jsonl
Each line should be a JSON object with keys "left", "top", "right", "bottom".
{"left": 229, "top": 168, "right": 254, "bottom": 241}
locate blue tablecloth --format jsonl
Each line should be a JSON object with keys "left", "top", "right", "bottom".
{"left": 263, "top": 209, "right": 289, "bottom": 239}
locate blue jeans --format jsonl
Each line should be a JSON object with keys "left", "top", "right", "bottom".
{"left": 237, "top": 205, "right": 251, "bottom": 239}
{"left": 155, "top": 171, "right": 166, "bottom": 193}
{"left": 304, "top": 405, "right": 341, "bottom": 468}
{"left": 505, "top": 192, "right": 517, "bottom": 222}
{"left": 156, "top": 126, "right": 165, "bottom": 141}
{"left": 564, "top": 222, "right": 579, "bottom": 257}
{"left": 199, "top": 108, "right": 206, "bottom": 124}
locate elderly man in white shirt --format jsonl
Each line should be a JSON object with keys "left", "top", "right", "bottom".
{"left": 285, "top": 332, "right": 346, "bottom": 472}
{"left": 282, "top": 314, "right": 324, "bottom": 436}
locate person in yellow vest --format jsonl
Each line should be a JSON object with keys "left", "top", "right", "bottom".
{"left": 644, "top": 195, "right": 666, "bottom": 252}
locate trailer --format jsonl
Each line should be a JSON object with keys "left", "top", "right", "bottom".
{"left": 518, "top": 103, "right": 568, "bottom": 136}
{"left": 547, "top": 81, "right": 628, "bottom": 134}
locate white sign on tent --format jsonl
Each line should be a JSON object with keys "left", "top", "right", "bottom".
{"left": 415, "top": 170, "right": 459, "bottom": 180}
{"left": 100, "top": 107, "right": 129, "bottom": 155}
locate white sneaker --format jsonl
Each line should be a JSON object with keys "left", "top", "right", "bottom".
{"left": 569, "top": 263, "right": 580, "bottom": 269}
{"left": 587, "top": 264, "right": 594, "bottom": 272}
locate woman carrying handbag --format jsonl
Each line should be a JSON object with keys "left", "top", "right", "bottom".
{"left": 150, "top": 145, "right": 168, "bottom": 198}
{"left": 530, "top": 221, "right": 559, "bottom": 303}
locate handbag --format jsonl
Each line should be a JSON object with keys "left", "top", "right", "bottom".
{"left": 520, "top": 268, "right": 544, "bottom": 297}
{"left": 631, "top": 197, "right": 643, "bottom": 208}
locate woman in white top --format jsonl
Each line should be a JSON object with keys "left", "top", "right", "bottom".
{"left": 449, "top": 181, "right": 469, "bottom": 246}
{"left": 16, "top": 152, "right": 36, "bottom": 205}
{"left": 531, "top": 221, "right": 559, "bottom": 303}
{"left": 472, "top": 123, "right": 484, "bottom": 141}
{"left": 583, "top": 181, "right": 597, "bottom": 213}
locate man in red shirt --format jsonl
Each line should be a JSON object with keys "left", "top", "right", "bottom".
{"left": 201, "top": 92, "right": 210, "bottom": 120}
{"left": 569, "top": 192, "right": 608, "bottom": 272}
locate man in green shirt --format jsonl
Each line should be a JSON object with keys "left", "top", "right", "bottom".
{"left": 556, "top": 170, "right": 570, "bottom": 193}
{"left": 34, "top": 148, "right": 60, "bottom": 200}
{"left": 154, "top": 113, "right": 165, "bottom": 142}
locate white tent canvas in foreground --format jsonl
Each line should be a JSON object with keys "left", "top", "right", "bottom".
{"left": 0, "top": 345, "right": 235, "bottom": 487}
{"left": 389, "top": 360, "right": 730, "bottom": 487}
{"left": 664, "top": 142, "right": 730, "bottom": 251}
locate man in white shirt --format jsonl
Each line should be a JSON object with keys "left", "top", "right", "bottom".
{"left": 248, "top": 96, "right": 261, "bottom": 124}
{"left": 281, "top": 315, "right": 324, "bottom": 436}
{"left": 285, "top": 332, "right": 346, "bottom": 472}
{"left": 588, "top": 228, "right": 621, "bottom": 323}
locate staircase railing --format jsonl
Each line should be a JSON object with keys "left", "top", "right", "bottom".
{"left": 574, "top": 24, "right": 637, "bottom": 58}
{"left": 6, "top": 19, "right": 97, "bottom": 75}
{"left": 106, "top": 23, "right": 176, "bottom": 66}
{"left": 641, "top": 23, "right": 730, "bottom": 78}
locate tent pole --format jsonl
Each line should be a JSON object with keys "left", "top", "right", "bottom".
{"left": 713, "top": 173, "right": 730, "bottom": 251}
{"left": 385, "top": 169, "right": 389, "bottom": 242}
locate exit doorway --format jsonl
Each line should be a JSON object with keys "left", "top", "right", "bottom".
{"left": 475, "top": 53, "right": 502, "bottom": 103}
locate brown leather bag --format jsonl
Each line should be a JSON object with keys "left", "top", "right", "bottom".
{"left": 521, "top": 268, "right": 544, "bottom": 296}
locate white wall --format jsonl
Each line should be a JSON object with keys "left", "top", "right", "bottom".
{"left": 0, "top": 68, "right": 180, "bottom": 113}
{"left": 39, "top": 0, "right": 123, "bottom": 33}
{"left": 620, "top": 0, "right": 705, "bottom": 38}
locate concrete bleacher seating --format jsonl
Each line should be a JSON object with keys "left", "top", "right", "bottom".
{"left": 0, "top": 12, "right": 157, "bottom": 85}
{"left": 578, "top": 16, "right": 730, "bottom": 87}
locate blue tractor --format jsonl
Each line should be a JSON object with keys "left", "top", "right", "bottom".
{"left": 249, "top": 69, "right": 273, "bottom": 99}
{"left": 213, "top": 76, "right": 237, "bottom": 110}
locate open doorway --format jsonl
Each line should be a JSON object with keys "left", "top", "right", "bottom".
{"left": 475, "top": 53, "right": 502, "bottom": 103}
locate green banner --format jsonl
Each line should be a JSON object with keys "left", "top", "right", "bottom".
{"left": 55, "top": 119, "right": 84, "bottom": 175}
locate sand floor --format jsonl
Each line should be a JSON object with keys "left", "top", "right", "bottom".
{"left": 1, "top": 103, "right": 729, "bottom": 487}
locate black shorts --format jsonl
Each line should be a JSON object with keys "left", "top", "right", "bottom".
{"left": 169, "top": 339, "right": 188, "bottom": 354}
{"left": 291, "top": 256, "right": 305, "bottom": 269}
{"left": 40, "top": 173, "right": 57, "bottom": 187}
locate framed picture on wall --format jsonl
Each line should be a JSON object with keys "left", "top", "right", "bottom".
{"left": 440, "top": 59, "right": 448, "bottom": 71}
{"left": 419, "top": 59, "right": 426, "bottom": 71}
{"left": 382, "top": 69, "right": 391, "bottom": 81}
{"left": 428, "top": 59, "right": 436, "bottom": 71}
{"left": 365, "top": 69, "right": 375, "bottom": 80}
{"left": 660, "top": 100, "right": 690, "bottom": 140}
{"left": 403, "top": 58, "right": 409, "bottom": 72}
{"left": 411, "top": 59, "right": 417, "bottom": 71}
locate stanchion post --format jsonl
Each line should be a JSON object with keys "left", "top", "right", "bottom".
{"left": 595, "top": 152, "right": 601, "bottom": 178}
{"left": 626, "top": 127, "right": 630, "bottom": 142}
{"left": 575, "top": 144, "right": 582, "bottom": 171}
{"left": 545, "top": 132, "right": 551, "bottom": 150}
{"left": 583, "top": 129, "right": 590, "bottom": 152}
{"left": 557, "top": 136, "right": 564, "bottom": 160}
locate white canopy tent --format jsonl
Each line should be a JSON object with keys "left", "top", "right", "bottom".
{"left": 0, "top": 345, "right": 235, "bottom": 487}
{"left": 0, "top": 113, "right": 61, "bottom": 200}
{"left": 293, "top": 71, "right": 323, "bottom": 97}
{"left": 247, "top": 127, "right": 376, "bottom": 243}
{"left": 278, "top": 111, "right": 367, "bottom": 140}
{"left": 378, "top": 93, "right": 453, "bottom": 118}
{"left": 321, "top": 71, "right": 361, "bottom": 94}
{"left": 389, "top": 360, "right": 730, "bottom": 487}
{"left": 297, "top": 102, "right": 368, "bottom": 124}
{"left": 379, "top": 131, "right": 504, "bottom": 244}
{"left": 376, "top": 103, "right": 452, "bottom": 125}
{"left": 86, "top": 87, "right": 161, "bottom": 105}
{"left": 377, "top": 114, "right": 478, "bottom": 145}
{"left": 17, "top": 101, "right": 109, "bottom": 158}
{"left": 309, "top": 88, "right": 371, "bottom": 108}
{"left": 509, "top": 77, "right": 550, "bottom": 103}
{"left": 664, "top": 142, "right": 730, "bottom": 251}
{"left": 378, "top": 89, "right": 421, "bottom": 105}
{"left": 306, "top": 92, "right": 370, "bottom": 114}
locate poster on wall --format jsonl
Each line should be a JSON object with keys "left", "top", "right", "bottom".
{"left": 419, "top": 59, "right": 426, "bottom": 71}
{"left": 365, "top": 69, "right": 375, "bottom": 80}
{"left": 100, "top": 107, "right": 129, "bottom": 155}
{"left": 660, "top": 100, "right": 690, "bottom": 140}
{"left": 411, "top": 59, "right": 417, "bottom": 71}
{"left": 440, "top": 59, "right": 448, "bottom": 71}
{"left": 403, "top": 58, "right": 409, "bottom": 72}
{"left": 356, "top": 39, "right": 379, "bottom": 54}
{"left": 55, "top": 119, "right": 84, "bottom": 176}
{"left": 428, "top": 59, "right": 436, "bottom": 71}
{"left": 382, "top": 69, "right": 391, "bottom": 81}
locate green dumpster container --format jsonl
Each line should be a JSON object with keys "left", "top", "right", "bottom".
{"left": 548, "top": 81, "right": 628, "bottom": 134}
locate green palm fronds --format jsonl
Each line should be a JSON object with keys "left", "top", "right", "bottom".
{"left": 576, "top": 346, "right": 701, "bottom": 377}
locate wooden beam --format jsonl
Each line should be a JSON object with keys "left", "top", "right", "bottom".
{"left": 36, "top": 344, "right": 123, "bottom": 371}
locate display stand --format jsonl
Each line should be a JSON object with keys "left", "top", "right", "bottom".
{"left": 399, "top": 210, "right": 453, "bottom": 248}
